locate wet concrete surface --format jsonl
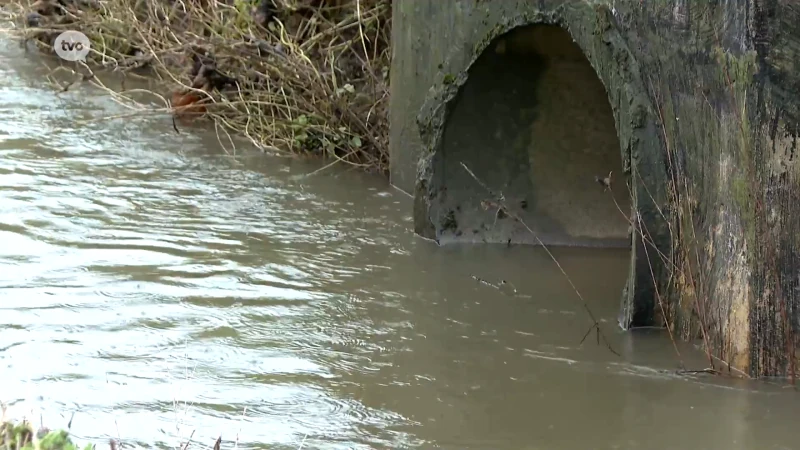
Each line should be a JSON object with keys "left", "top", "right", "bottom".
{"left": 427, "top": 25, "right": 631, "bottom": 248}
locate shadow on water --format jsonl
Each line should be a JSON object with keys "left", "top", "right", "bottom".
{"left": 0, "top": 39, "right": 799, "bottom": 450}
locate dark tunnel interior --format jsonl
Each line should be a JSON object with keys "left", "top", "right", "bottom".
{"left": 429, "top": 25, "right": 632, "bottom": 248}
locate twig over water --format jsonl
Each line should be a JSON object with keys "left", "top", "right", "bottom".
{"left": 460, "top": 162, "right": 620, "bottom": 356}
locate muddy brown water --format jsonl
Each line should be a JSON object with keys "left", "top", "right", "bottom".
{"left": 0, "top": 38, "right": 798, "bottom": 450}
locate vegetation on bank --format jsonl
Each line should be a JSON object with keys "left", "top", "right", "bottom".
{"left": 1, "top": 420, "right": 93, "bottom": 450}
{"left": 0, "top": 0, "right": 391, "bottom": 174}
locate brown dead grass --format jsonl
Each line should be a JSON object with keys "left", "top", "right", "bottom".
{"left": 0, "top": 0, "right": 391, "bottom": 173}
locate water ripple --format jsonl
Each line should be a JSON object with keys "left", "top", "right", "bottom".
{"left": 0, "top": 50, "right": 423, "bottom": 449}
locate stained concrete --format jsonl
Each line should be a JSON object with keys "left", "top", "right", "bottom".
{"left": 399, "top": 2, "right": 669, "bottom": 337}
{"left": 389, "top": 0, "right": 800, "bottom": 377}
{"left": 430, "top": 25, "right": 631, "bottom": 248}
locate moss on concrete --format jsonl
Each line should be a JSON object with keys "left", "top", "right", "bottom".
{"left": 412, "top": 1, "right": 669, "bottom": 332}
{"left": 394, "top": 0, "right": 800, "bottom": 378}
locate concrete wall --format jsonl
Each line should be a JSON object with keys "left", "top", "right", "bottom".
{"left": 389, "top": 0, "right": 800, "bottom": 378}
{"left": 424, "top": 24, "right": 633, "bottom": 248}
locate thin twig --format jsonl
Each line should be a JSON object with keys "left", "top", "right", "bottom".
{"left": 460, "top": 162, "right": 620, "bottom": 356}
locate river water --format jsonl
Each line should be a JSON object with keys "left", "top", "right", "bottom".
{"left": 0, "top": 38, "right": 798, "bottom": 450}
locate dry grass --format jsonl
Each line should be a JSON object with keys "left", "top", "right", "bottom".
{"left": 0, "top": 0, "right": 391, "bottom": 173}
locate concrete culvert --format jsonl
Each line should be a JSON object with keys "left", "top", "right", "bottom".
{"left": 425, "top": 24, "right": 632, "bottom": 248}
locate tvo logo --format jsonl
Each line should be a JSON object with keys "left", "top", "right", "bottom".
{"left": 53, "top": 30, "right": 91, "bottom": 62}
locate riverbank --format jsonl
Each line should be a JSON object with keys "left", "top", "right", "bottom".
{"left": 0, "top": 419, "right": 93, "bottom": 450}
{"left": 0, "top": 0, "right": 391, "bottom": 174}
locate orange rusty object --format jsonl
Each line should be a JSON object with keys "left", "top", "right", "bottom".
{"left": 171, "top": 90, "right": 207, "bottom": 122}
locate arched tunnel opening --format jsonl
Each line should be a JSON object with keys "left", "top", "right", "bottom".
{"left": 428, "top": 24, "right": 633, "bottom": 249}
